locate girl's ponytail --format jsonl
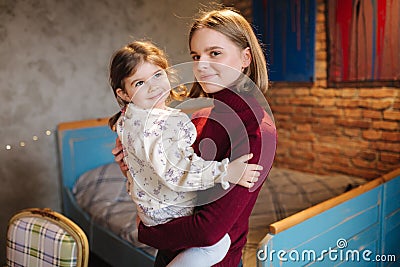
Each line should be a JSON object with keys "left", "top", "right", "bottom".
{"left": 108, "top": 111, "right": 122, "bottom": 131}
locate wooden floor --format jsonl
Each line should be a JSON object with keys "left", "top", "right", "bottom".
{"left": 89, "top": 253, "right": 112, "bottom": 267}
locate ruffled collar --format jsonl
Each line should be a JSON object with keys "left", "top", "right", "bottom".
{"left": 124, "top": 103, "right": 181, "bottom": 119}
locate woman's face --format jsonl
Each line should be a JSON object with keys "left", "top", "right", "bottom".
{"left": 190, "top": 28, "right": 251, "bottom": 94}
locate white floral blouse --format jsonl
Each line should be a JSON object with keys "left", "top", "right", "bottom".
{"left": 117, "top": 103, "right": 229, "bottom": 226}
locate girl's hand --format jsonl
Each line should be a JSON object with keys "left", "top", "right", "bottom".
{"left": 225, "top": 153, "right": 263, "bottom": 188}
{"left": 112, "top": 137, "right": 128, "bottom": 177}
{"left": 126, "top": 179, "right": 132, "bottom": 195}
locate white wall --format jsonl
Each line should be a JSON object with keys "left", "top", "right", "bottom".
{"left": 0, "top": 0, "right": 217, "bottom": 262}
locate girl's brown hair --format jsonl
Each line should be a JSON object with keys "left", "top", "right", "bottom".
{"left": 188, "top": 8, "right": 268, "bottom": 98}
{"left": 108, "top": 41, "right": 184, "bottom": 129}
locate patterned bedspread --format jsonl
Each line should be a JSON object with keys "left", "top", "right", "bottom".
{"left": 73, "top": 163, "right": 157, "bottom": 257}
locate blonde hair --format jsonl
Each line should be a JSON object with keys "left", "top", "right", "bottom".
{"left": 188, "top": 8, "right": 268, "bottom": 97}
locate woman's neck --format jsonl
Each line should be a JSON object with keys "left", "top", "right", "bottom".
{"left": 211, "top": 88, "right": 253, "bottom": 112}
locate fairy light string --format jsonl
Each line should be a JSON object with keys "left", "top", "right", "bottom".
{"left": 4, "top": 129, "right": 53, "bottom": 151}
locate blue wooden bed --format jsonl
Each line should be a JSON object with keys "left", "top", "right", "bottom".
{"left": 57, "top": 117, "right": 399, "bottom": 267}
{"left": 57, "top": 118, "right": 155, "bottom": 267}
{"left": 256, "top": 168, "right": 400, "bottom": 266}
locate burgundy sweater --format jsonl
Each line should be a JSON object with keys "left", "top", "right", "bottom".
{"left": 138, "top": 88, "right": 277, "bottom": 266}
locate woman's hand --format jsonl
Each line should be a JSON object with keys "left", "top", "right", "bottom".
{"left": 136, "top": 215, "right": 141, "bottom": 228}
{"left": 112, "top": 137, "right": 128, "bottom": 177}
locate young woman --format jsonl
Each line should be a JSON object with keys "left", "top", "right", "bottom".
{"left": 113, "top": 8, "right": 277, "bottom": 267}
{"left": 108, "top": 40, "right": 263, "bottom": 267}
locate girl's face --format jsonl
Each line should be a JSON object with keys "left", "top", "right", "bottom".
{"left": 117, "top": 61, "right": 170, "bottom": 109}
{"left": 190, "top": 28, "right": 251, "bottom": 94}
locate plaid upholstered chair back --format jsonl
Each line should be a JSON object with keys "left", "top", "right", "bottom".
{"left": 6, "top": 208, "right": 89, "bottom": 267}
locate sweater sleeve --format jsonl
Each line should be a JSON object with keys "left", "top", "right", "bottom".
{"left": 138, "top": 116, "right": 277, "bottom": 250}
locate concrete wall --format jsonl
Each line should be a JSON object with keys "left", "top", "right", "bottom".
{"left": 0, "top": 0, "right": 215, "bottom": 263}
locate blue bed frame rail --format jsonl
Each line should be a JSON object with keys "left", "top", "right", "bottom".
{"left": 257, "top": 169, "right": 400, "bottom": 266}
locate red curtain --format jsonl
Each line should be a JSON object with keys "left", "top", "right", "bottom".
{"left": 328, "top": 0, "right": 400, "bottom": 83}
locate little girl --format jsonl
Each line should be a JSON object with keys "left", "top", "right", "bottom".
{"left": 108, "top": 41, "right": 262, "bottom": 266}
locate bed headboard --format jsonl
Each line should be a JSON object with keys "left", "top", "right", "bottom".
{"left": 57, "top": 118, "right": 117, "bottom": 189}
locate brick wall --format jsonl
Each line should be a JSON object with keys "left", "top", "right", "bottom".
{"left": 223, "top": 0, "right": 400, "bottom": 180}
